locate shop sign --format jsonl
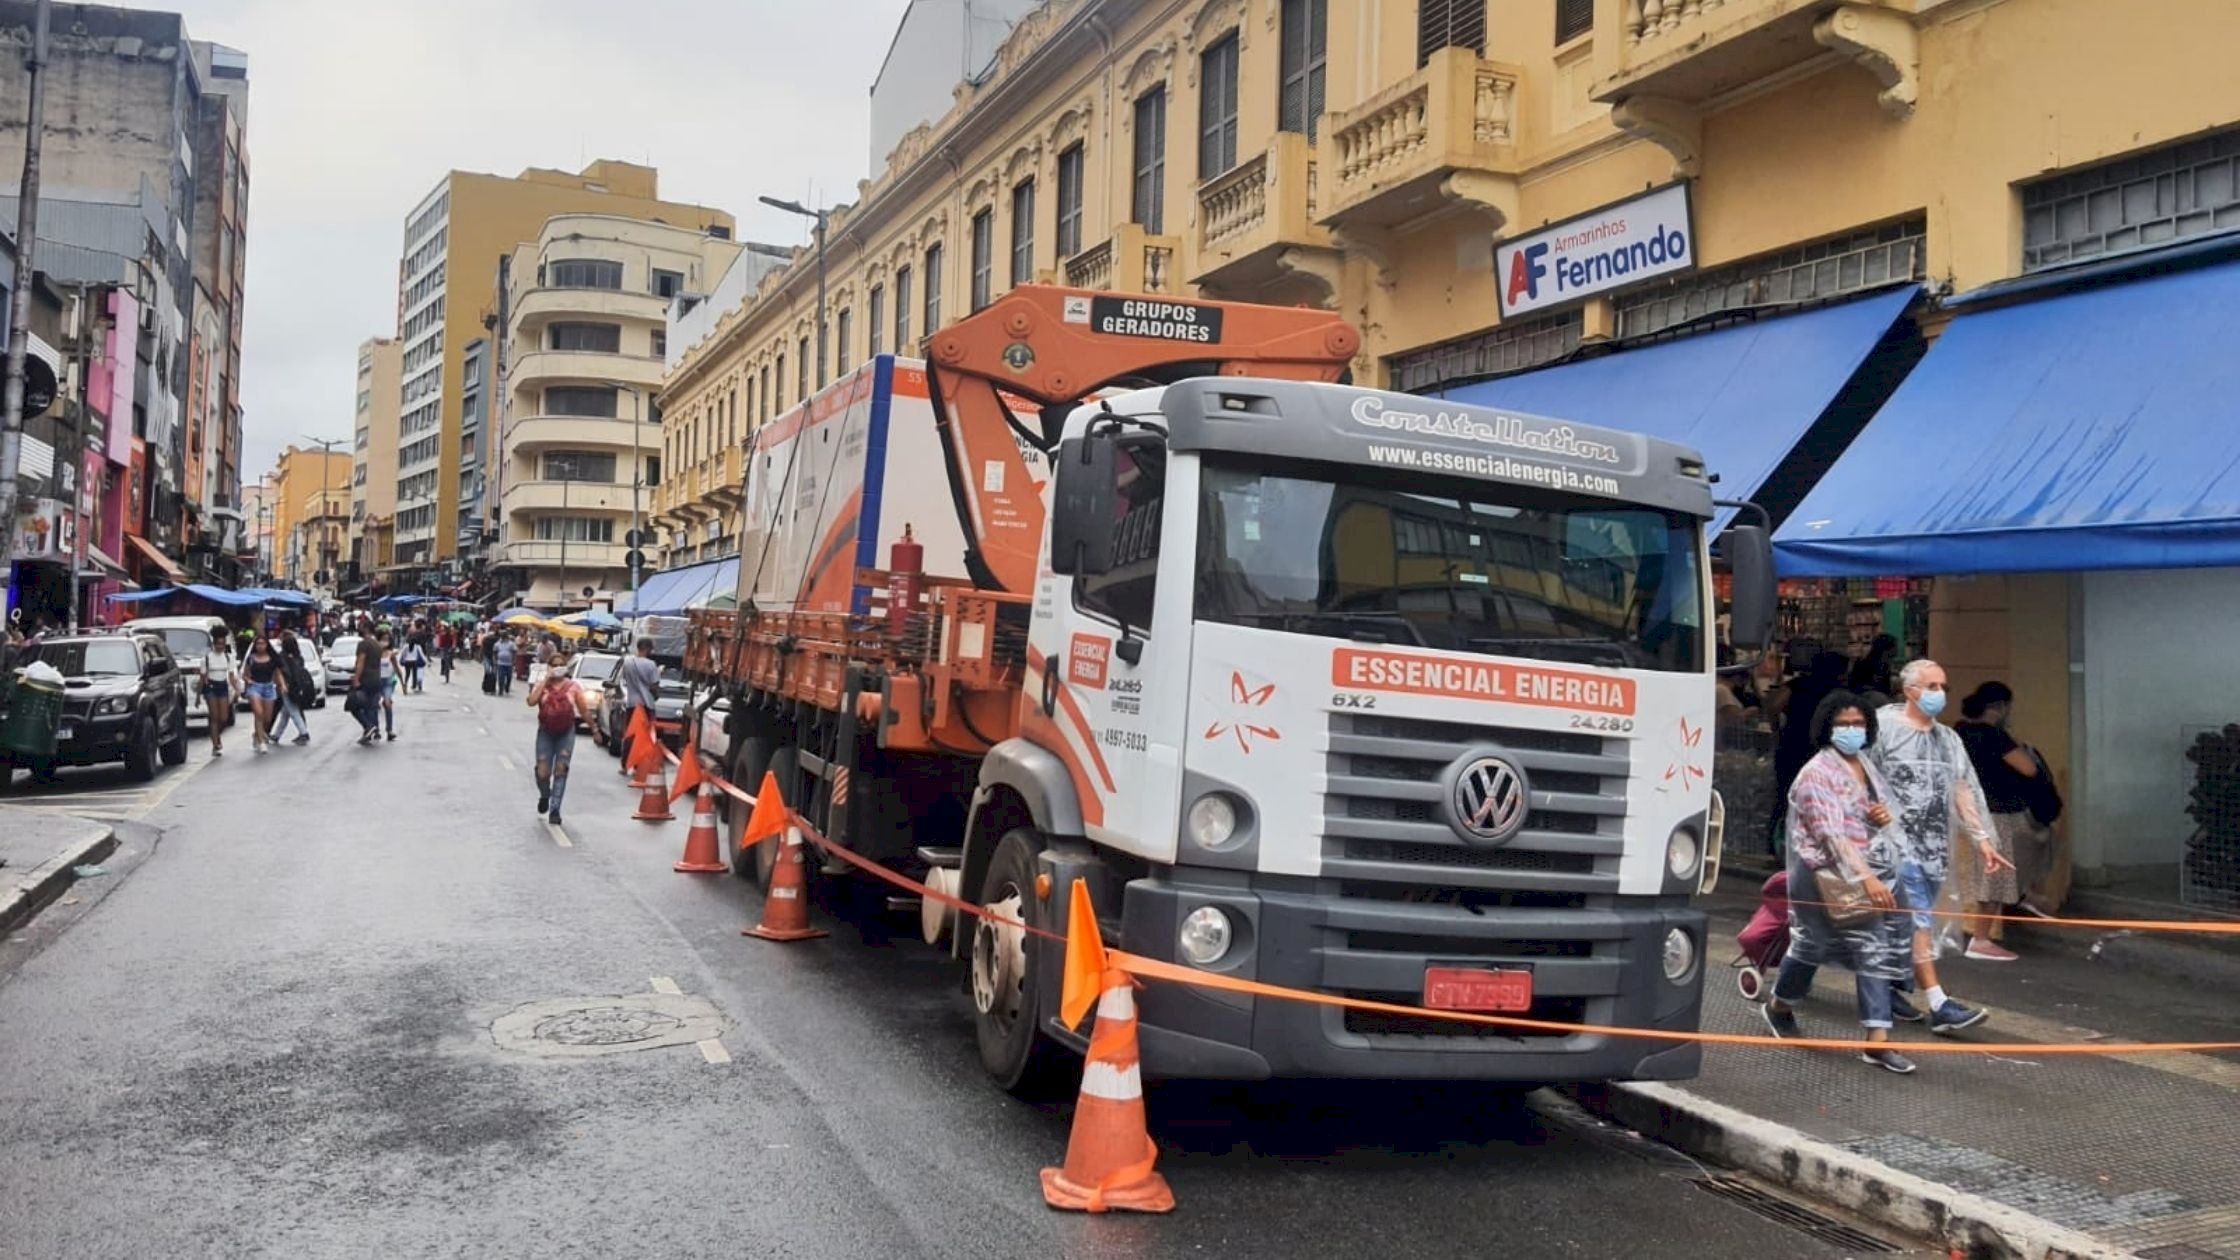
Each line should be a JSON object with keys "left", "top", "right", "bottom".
{"left": 1496, "top": 183, "right": 1695, "bottom": 318}
{"left": 10, "top": 499, "right": 66, "bottom": 561}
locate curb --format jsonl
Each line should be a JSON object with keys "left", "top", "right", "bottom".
{"left": 0, "top": 819, "right": 121, "bottom": 937}
{"left": 1568, "top": 1080, "right": 2137, "bottom": 1260}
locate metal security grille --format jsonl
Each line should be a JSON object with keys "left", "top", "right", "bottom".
{"left": 1616, "top": 218, "right": 1926, "bottom": 339}
{"left": 2183, "top": 723, "right": 2240, "bottom": 912}
{"left": 1388, "top": 310, "right": 1582, "bottom": 394}
{"left": 2024, "top": 130, "right": 2240, "bottom": 272}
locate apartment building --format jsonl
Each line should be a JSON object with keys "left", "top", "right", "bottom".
{"left": 388, "top": 160, "right": 732, "bottom": 573}
{"left": 348, "top": 337, "right": 403, "bottom": 584}
{"left": 492, "top": 214, "right": 741, "bottom": 609}
{"left": 266, "top": 446, "right": 350, "bottom": 586}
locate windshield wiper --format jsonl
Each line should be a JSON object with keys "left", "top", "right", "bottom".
{"left": 1223, "top": 609, "right": 1430, "bottom": 646}
{"left": 1468, "top": 636, "right": 1633, "bottom": 667}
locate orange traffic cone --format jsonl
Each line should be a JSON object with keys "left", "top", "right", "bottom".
{"left": 1041, "top": 968, "right": 1175, "bottom": 1213}
{"left": 1041, "top": 879, "right": 1173, "bottom": 1214}
{"left": 673, "top": 782, "right": 727, "bottom": 873}
{"left": 632, "top": 759, "right": 675, "bottom": 822}
{"left": 744, "top": 825, "right": 826, "bottom": 942}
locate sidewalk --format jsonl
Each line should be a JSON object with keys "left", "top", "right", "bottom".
{"left": 1580, "top": 881, "right": 2240, "bottom": 1259}
{"left": 0, "top": 804, "right": 118, "bottom": 935}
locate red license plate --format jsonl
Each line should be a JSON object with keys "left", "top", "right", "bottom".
{"left": 1422, "top": 966, "right": 1532, "bottom": 1013}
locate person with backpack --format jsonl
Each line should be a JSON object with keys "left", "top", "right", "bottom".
{"left": 271, "top": 630, "right": 317, "bottom": 745}
{"left": 400, "top": 634, "right": 429, "bottom": 694}
{"left": 527, "top": 648, "right": 595, "bottom": 825}
{"left": 347, "top": 637, "right": 385, "bottom": 746}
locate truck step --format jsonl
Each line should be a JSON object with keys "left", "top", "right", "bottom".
{"left": 915, "top": 846, "right": 963, "bottom": 869}
{"left": 885, "top": 895, "right": 922, "bottom": 914}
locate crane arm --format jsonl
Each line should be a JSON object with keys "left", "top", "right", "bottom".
{"left": 922, "top": 285, "right": 1361, "bottom": 595}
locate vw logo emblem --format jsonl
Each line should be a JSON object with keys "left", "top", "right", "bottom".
{"left": 1449, "top": 755, "right": 1529, "bottom": 844}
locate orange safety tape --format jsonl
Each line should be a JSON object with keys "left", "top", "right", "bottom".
{"left": 693, "top": 762, "right": 2240, "bottom": 1055}
{"left": 1780, "top": 895, "right": 2240, "bottom": 935}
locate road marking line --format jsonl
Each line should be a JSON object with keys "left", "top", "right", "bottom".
{"left": 477, "top": 726, "right": 491, "bottom": 736}
{"left": 544, "top": 821, "right": 573, "bottom": 849}
{"left": 497, "top": 753, "right": 516, "bottom": 771}
{"left": 650, "top": 976, "right": 681, "bottom": 994}
{"left": 697, "top": 1039, "right": 731, "bottom": 1065}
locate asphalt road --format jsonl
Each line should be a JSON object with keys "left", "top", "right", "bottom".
{"left": 0, "top": 679, "right": 1903, "bottom": 1259}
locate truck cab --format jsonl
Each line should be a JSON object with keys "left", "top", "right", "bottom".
{"left": 962, "top": 377, "right": 1768, "bottom": 1086}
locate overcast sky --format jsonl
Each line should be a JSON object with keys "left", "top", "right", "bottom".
{"left": 153, "top": 0, "right": 917, "bottom": 478}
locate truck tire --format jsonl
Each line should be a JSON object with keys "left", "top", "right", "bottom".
{"left": 723, "top": 735, "right": 779, "bottom": 882}
{"left": 159, "top": 713, "right": 189, "bottom": 766}
{"left": 972, "top": 827, "right": 1076, "bottom": 1098}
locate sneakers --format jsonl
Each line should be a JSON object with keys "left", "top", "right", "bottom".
{"left": 1929, "top": 999, "right": 1989, "bottom": 1035}
{"left": 537, "top": 790, "right": 550, "bottom": 815}
{"left": 1860, "top": 1046, "right": 1918, "bottom": 1074}
{"left": 1964, "top": 938, "right": 2020, "bottom": 962}
{"left": 386, "top": 731, "right": 397, "bottom": 742}
{"left": 292, "top": 733, "right": 311, "bottom": 746}
{"left": 1760, "top": 1002, "right": 1802, "bottom": 1040}
{"left": 358, "top": 730, "right": 376, "bottom": 745}
{"left": 1889, "top": 992, "right": 1926, "bottom": 1023}
{"left": 547, "top": 810, "right": 563, "bottom": 826}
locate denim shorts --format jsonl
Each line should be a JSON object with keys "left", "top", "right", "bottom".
{"left": 244, "top": 681, "right": 279, "bottom": 703}
{"left": 1895, "top": 860, "right": 1941, "bottom": 932}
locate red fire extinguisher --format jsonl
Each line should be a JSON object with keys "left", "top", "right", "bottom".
{"left": 887, "top": 523, "right": 924, "bottom": 638}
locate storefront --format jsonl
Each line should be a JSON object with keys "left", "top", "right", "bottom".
{"left": 1774, "top": 239, "right": 2240, "bottom": 910}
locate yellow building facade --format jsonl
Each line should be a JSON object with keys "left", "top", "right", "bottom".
{"left": 393, "top": 161, "right": 733, "bottom": 567}
{"left": 267, "top": 447, "right": 353, "bottom": 586}
{"left": 656, "top": 0, "right": 2240, "bottom": 890}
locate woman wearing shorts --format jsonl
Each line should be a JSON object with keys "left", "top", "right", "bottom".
{"left": 202, "top": 638, "right": 243, "bottom": 757}
{"left": 241, "top": 635, "right": 283, "bottom": 753}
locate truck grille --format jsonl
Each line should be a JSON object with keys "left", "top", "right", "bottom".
{"left": 1322, "top": 712, "right": 1628, "bottom": 894}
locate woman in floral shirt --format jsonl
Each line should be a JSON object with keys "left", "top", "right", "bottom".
{"left": 1760, "top": 690, "right": 1920, "bottom": 1073}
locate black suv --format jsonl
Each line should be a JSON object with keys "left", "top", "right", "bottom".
{"left": 1, "top": 631, "right": 191, "bottom": 788}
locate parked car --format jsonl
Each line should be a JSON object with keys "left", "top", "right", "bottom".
{"left": 566, "top": 651, "right": 622, "bottom": 738}
{"left": 322, "top": 635, "right": 363, "bottom": 693}
{"left": 124, "top": 614, "right": 230, "bottom": 727}
{"left": 0, "top": 631, "right": 191, "bottom": 789}
{"left": 600, "top": 663, "right": 690, "bottom": 759}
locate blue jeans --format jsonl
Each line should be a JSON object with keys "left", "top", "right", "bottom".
{"left": 1895, "top": 860, "right": 1941, "bottom": 933}
{"left": 1772, "top": 954, "right": 1896, "bottom": 1030}
{"left": 535, "top": 726, "right": 577, "bottom": 813}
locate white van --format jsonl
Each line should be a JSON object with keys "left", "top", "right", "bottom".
{"left": 125, "top": 615, "right": 232, "bottom": 726}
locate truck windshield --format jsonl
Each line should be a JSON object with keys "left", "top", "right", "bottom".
{"left": 1195, "top": 459, "right": 1705, "bottom": 673}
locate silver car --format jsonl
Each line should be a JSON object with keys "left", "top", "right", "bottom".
{"left": 323, "top": 635, "right": 364, "bottom": 692}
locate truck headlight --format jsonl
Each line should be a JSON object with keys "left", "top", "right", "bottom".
{"left": 1661, "top": 928, "right": 1697, "bottom": 983}
{"left": 1179, "top": 906, "right": 1233, "bottom": 967}
{"left": 1185, "top": 793, "right": 1239, "bottom": 851}
{"left": 96, "top": 696, "right": 132, "bottom": 715}
{"left": 1666, "top": 827, "right": 1701, "bottom": 881}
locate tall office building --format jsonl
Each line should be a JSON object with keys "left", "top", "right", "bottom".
{"left": 389, "top": 160, "right": 732, "bottom": 574}
{"left": 348, "top": 337, "right": 402, "bottom": 583}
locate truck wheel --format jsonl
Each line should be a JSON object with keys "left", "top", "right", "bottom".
{"left": 972, "top": 827, "right": 1076, "bottom": 1098}
{"left": 724, "top": 735, "right": 779, "bottom": 882}
{"left": 126, "top": 716, "right": 159, "bottom": 782}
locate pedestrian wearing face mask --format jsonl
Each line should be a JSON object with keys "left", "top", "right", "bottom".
{"left": 1865, "top": 659, "right": 2012, "bottom": 1034}
{"left": 1954, "top": 682, "right": 2055, "bottom": 960}
{"left": 1760, "top": 691, "right": 1918, "bottom": 1073}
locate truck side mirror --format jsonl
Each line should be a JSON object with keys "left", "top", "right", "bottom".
{"left": 1049, "top": 431, "right": 1117, "bottom": 578}
{"left": 1721, "top": 521, "right": 1777, "bottom": 652}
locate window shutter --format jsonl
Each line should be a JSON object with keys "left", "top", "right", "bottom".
{"left": 1556, "top": 0, "right": 1593, "bottom": 44}
{"left": 1417, "top": 0, "right": 1487, "bottom": 68}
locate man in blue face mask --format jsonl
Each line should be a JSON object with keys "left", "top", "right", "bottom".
{"left": 1866, "top": 658, "right": 2012, "bottom": 1034}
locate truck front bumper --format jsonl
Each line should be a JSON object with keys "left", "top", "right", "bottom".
{"left": 1103, "top": 873, "right": 1704, "bottom": 1083}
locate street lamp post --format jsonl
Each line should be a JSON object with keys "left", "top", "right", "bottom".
{"left": 758, "top": 195, "right": 828, "bottom": 390}
{"left": 625, "top": 386, "right": 644, "bottom": 601}
{"left": 303, "top": 436, "right": 345, "bottom": 595}
{"left": 557, "top": 473, "right": 569, "bottom": 612}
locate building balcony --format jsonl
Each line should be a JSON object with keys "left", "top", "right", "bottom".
{"left": 1319, "top": 48, "right": 1522, "bottom": 233}
{"left": 511, "top": 286, "right": 667, "bottom": 328}
{"left": 500, "top": 478, "right": 637, "bottom": 515}
{"left": 1593, "top": 1, "right": 1920, "bottom": 129}
{"left": 1188, "top": 132, "right": 1334, "bottom": 293}
{"left": 507, "top": 348, "right": 666, "bottom": 393}
{"left": 496, "top": 539, "right": 630, "bottom": 570}
{"left": 1063, "top": 223, "right": 1184, "bottom": 295}
{"left": 506, "top": 414, "right": 659, "bottom": 453}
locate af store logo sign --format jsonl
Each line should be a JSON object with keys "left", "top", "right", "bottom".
{"left": 1497, "top": 183, "right": 1694, "bottom": 318}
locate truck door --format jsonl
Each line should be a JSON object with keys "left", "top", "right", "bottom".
{"left": 1027, "top": 436, "right": 1183, "bottom": 857}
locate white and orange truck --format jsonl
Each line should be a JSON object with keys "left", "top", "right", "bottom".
{"left": 680, "top": 286, "right": 1775, "bottom": 1092}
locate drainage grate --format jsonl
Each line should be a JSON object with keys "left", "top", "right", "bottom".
{"left": 1695, "top": 1175, "right": 1902, "bottom": 1253}
{"left": 2137, "top": 1247, "right": 2227, "bottom": 1260}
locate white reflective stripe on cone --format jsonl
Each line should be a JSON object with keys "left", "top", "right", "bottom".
{"left": 1098, "top": 985, "right": 1137, "bottom": 1022}
{"left": 1079, "top": 1058, "right": 1144, "bottom": 1102}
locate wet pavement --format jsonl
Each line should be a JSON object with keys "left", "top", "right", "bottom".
{"left": 0, "top": 681, "right": 1918, "bottom": 1259}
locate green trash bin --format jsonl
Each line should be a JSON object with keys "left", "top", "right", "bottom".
{"left": 0, "top": 672, "right": 65, "bottom": 759}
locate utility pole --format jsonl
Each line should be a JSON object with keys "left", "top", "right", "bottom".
{"left": 758, "top": 195, "right": 828, "bottom": 389}
{"left": 0, "top": 0, "right": 53, "bottom": 626}
{"left": 303, "top": 436, "right": 345, "bottom": 595}
{"left": 627, "top": 386, "right": 642, "bottom": 601}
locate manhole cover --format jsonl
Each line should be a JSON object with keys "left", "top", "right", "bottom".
{"left": 491, "top": 992, "right": 729, "bottom": 1059}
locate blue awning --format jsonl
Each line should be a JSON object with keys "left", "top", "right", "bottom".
{"left": 1775, "top": 258, "right": 2240, "bottom": 576}
{"left": 105, "top": 588, "right": 176, "bottom": 603}
{"left": 1441, "top": 285, "right": 1919, "bottom": 528}
{"left": 616, "top": 556, "right": 737, "bottom": 617}
{"left": 180, "top": 583, "right": 267, "bottom": 608}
